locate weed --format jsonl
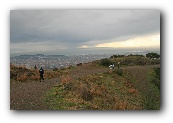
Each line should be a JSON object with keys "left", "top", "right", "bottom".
{"left": 128, "top": 88, "right": 138, "bottom": 94}
{"left": 116, "top": 68, "right": 123, "bottom": 76}
{"left": 16, "top": 73, "right": 27, "bottom": 82}
{"left": 115, "top": 101, "right": 128, "bottom": 110}
{"left": 80, "top": 86, "right": 93, "bottom": 101}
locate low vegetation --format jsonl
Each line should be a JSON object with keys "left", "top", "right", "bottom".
{"left": 144, "top": 67, "right": 160, "bottom": 110}
{"left": 99, "top": 54, "right": 160, "bottom": 67}
{"left": 44, "top": 70, "right": 143, "bottom": 110}
{"left": 43, "top": 65, "right": 160, "bottom": 110}
{"left": 122, "top": 66, "right": 160, "bottom": 110}
{"left": 10, "top": 64, "right": 69, "bottom": 82}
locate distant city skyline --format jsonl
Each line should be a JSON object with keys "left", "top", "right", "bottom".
{"left": 10, "top": 10, "right": 160, "bottom": 56}
{"left": 10, "top": 53, "right": 112, "bottom": 69}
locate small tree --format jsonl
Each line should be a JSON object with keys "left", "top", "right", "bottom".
{"left": 99, "top": 58, "right": 113, "bottom": 66}
{"left": 146, "top": 52, "right": 160, "bottom": 59}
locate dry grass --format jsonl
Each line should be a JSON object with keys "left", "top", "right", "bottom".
{"left": 16, "top": 73, "right": 27, "bottom": 82}
{"left": 128, "top": 88, "right": 138, "bottom": 94}
{"left": 45, "top": 70, "right": 143, "bottom": 110}
{"left": 10, "top": 64, "right": 63, "bottom": 82}
{"left": 60, "top": 75, "right": 72, "bottom": 84}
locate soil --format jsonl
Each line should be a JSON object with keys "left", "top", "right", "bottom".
{"left": 10, "top": 78, "right": 59, "bottom": 110}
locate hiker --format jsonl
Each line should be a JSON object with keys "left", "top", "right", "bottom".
{"left": 118, "top": 62, "right": 120, "bottom": 69}
{"left": 34, "top": 65, "right": 37, "bottom": 69}
{"left": 39, "top": 67, "right": 44, "bottom": 82}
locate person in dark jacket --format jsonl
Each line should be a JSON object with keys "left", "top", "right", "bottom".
{"left": 39, "top": 67, "right": 44, "bottom": 82}
{"left": 34, "top": 65, "right": 37, "bottom": 69}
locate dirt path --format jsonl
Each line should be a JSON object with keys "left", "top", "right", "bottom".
{"left": 122, "top": 64, "right": 160, "bottom": 93}
{"left": 123, "top": 65, "right": 160, "bottom": 83}
{"left": 10, "top": 78, "right": 60, "bottom": 110}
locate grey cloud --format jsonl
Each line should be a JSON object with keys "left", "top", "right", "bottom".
{"left": 10, "top": 10, "right": 160, "bottom": 54}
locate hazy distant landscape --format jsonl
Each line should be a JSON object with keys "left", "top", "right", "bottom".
{"left": 10, "top": 50, "right": 159, "bottom": 70}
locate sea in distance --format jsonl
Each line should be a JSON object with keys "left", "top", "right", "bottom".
{"left": 10, "top": 50, "right": 160, "bottom": 70}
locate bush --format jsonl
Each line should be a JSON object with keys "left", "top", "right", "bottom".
{"left": 110, "top": 55, "right": 125, "bottom": 58}
{"left": 81, "top": 86, "right": 93, "bottom": 101}
{"left": 99, "top": 58, "right": 113, "bottom": 66}
{"left": 148, "top": 68, "right": 160, "bottom": 89}
{"left": 122, "top": 58, "right": 133, "bottom": 65}
{"left": 64, "top": 82, "right": 73, "bottom": 90}
{"left": 10, "top": 71, "right": 17, "bottom": 79}
{"left": 16, "top": 73, "right": 27, "bottom": 82}
{"left": 53, "top": 68, "right": 58, "bottom": 71}
{"left": 146, "top": 52, "right": 160, "bottom": 59}
{"left": 116, "top": 69, "right": 123, "bottom": 76}
{"left": 134, "top": 58, "right": 146, "bottom": 65}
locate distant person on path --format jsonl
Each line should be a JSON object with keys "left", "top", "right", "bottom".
{"left": 39, "top": 67, "right": 44, "bottom": 82}
{"left": 118, "top": 62, "right": 120, "bottom": 69}
{"left": 34, "top": 65, "right": 37, "bottom": 69}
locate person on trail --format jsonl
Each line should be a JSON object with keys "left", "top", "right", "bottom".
{"left": 118, "top": 62, "right": 120, "bottom": 69}
{"left": 39, "top": 67, "right": 44, "bottom": 82}
{"left": 34, "top": 65, "right": 37, "bottom": 69}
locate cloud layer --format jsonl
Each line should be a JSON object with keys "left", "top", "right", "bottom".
{"left": 10, "top": 10, "right": 160, "bottom": 55}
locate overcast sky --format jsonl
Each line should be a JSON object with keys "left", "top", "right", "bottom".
{"left": 10, "top": 10, "right": 160, "bottom": 56}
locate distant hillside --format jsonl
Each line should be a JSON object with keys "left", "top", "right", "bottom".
{"left": 99, "top": 54, "right": 160, "bottom": 67}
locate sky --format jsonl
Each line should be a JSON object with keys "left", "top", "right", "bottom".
{"left": 10, "top": 10, "right": 160, "bottom": 56}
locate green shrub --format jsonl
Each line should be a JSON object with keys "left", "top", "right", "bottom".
{"left": 99, "top": 58, "right": 113, "bottom": 66}
{"left": 116, "top": 69, "right": 123, "bottom": 76}
{"left": 122, "top": 58, "right": 133, "bottom": 65}
{"left": 148, "top": 67, "right": 160, "bottom": 89}
{"left": 146, "top": 52, "right": 160, "bottom": 59}
{"left": 134, "top": 58, "right": 146, "bottom": 65}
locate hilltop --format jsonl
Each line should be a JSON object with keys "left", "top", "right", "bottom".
{"left": 10, "top": 55, "right": 160, "bottom": 110}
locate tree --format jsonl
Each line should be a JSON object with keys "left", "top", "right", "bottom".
{"left": 146, "top": 52, "right": 160, "bottom": 59}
